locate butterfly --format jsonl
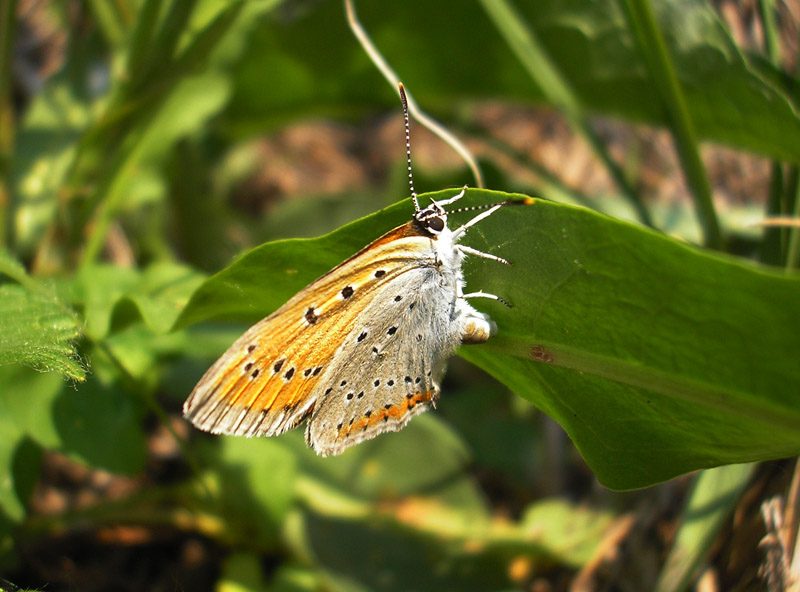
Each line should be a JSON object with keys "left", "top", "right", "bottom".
{"left": 183, "top": 84, "right": 527, "bottom": 456}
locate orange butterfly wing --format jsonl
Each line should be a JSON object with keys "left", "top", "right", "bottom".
{"left": 183, "top": 222, "right": 434, "bottom": 438}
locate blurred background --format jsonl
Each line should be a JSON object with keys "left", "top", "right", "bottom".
{"left": 0, "top": 0, "right": 798, "bottom": 590}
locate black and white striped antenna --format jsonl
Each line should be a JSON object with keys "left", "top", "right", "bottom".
{"left": 398, "top": 83, "right": 420, "bottom": 212}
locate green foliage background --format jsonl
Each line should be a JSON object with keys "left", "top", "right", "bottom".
{"left": 0, "top": 0, "right": 798, "bottom": 590}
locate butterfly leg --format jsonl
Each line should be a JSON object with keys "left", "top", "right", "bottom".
{"left": 451, "top": 203, "right": 504, "bottom": 241}
{"left": 463, "top": 290, "right": 512, "bottom": 308}
{"left": 462, "top": 290, "right": 501, "bottom": 301}
{"left": 434, "top": 185, "right": 467, "bottom": 206}
{"left": 457, "top": 244, "right": 509, "bottom": 265}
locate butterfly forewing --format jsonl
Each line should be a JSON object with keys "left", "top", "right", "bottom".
{"left": 183, "top": 222, "right": 439, "bottom": 439}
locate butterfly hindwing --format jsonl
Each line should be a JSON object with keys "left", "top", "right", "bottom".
{"left": 306, "top": 262, "right": 462, "bottom": 456}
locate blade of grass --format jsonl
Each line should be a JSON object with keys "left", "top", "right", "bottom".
{"left": 462, "top": 121, "right": 596, "bottom": 208}
{"left": 758, "top": 0, "right": 787, "bottom": 265}
{"left": 758, "top": 0, "right": 781, "bottom": 63}
{"left": 87, "top": 0, "right": 126, "bottom": 47}
{"left": 655, "top": 464, "right": 755, "bottom": 592}
{"left": 762, "top": 163, "right": 785, "bottom": 264}
{"left": 124, "top": 0, "right": 165, "bottom": 81}
{"left": 344, "top": 0, "right": 485, "bottom": 189}
{"left": 620, "top": 0, "right": 722, "bottom": 248}
{"left": 130, "top": 0, "right": 196, "bottom": 92}
{"left": 787, "top": 167, "right": 800, "bottom": 270}
{"left": 0, "top": 0, "right": 16, "bottom": 249}
{"left": 478, "top": 0, "right": 654, "bottom": 227}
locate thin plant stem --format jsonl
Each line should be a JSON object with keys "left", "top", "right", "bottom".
{"left": 344, "top": 0, "right": 485, "bottom": 189}
{"left": 620, "top": 0, "right": 722, "bottom": 248}
{"left": 758, "top": 0, "right": 781, "bottom": 64}
{"left": 758, "top": 0, "right": 786, "bottom": 265}
{"left": 87, "top": 0, "right": 126, "bottom": 47}
{"left": 786, "top": 168, "right": 800, "bottom": 270}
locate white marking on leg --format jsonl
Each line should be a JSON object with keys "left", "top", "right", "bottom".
{"left": 457, "top": 244, "right": 509, "bottom": 264}
{"left": 452, "top": 203, "right": 503, "bottom": 240}
{"left": 434, "top": 186, "right": 467, "bottom": 207}
{"left": 462, "top": 291, "right": 501, "bottom": 301}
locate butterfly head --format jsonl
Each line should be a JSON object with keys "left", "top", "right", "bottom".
{"left": 413, "top": 201, "right": 448, "bottom": 236}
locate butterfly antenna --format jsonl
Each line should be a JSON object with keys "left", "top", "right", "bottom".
{"left": 448, "top": 197, "right": 535, "bottom": 215}
{"left": 399, "top": 83, "right": 420, "bottom": 212}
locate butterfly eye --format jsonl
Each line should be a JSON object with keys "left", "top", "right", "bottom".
{"left": 425, "top": 216, "right": 445, "bottom": 233}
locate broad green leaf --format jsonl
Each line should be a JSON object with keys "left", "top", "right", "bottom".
{"left": 0, "top": 366, "right": 64, "bottom": 449}
{"left": 73, "top": 262, "right": 205, "bottom": 339}
{"left": 0, "top": 370, "right": 56, "bottom": 531}
{"left": 0, "top": 428, "right": 39, "bottom": 524}
{"left": 520, "top": 498, "right": 616, "bottom": 567}
{"left": 266, "top": 565, "right": 322, "bottom": 592}
{"left": 222, "top": 0, "right": 800, "bottom": 161}
{"left": 203, "top": 436, "right": 296, "bottom": 548}
{"left": 288, "top": 414, "right": 485, "bottom": 510}
{"left": 131, "top": 262, "right": 207, "bottom": 333}
{"left": 288, "top": 415, "right": 593, "bottom": 591}
{"left": 179, "top": 188, "right": 800, "bottom": 489}
{"left": 217, "top": 552, "right": 271, "bottom": 592}
{"left": 0, "top": 261, "right": 83, "bottom": 381}
{"left": 72, "top": 266, "right": 140, "bottom": 339}
{"left": 0, "top": 367, "right": 67, "bottom": 530}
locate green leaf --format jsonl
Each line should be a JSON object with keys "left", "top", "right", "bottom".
{"left": 288, "top": 415, "right": 545, "bottom": 591}
{"left": 73, "top": 261, "right": 205, "bottom": 339}
{"left": 217, "top": 552, "right": 271, "bottom": 592}
{"left": 179, "top": 188, "right": 800, "bottom": 489}
{"left": 520, "top": 498, "right": 616, "bottom": 567}
{"left": 223, "top": 0, "right": 800, "bottom": 161}
{"left": 0, "top": 366, "right": 66, "bottom": 528}
{"left": 655, "top": 464, "right": 755, "bottom": 592}
{"left": 0, "top": 366, "right": 64, "bottom": 448}
{"left": 203, "top": 436, "right": 296, "bottom": 548}
{"left": 71, "top": 265, "right": 139, "bottom": 340}
{"left": 11, "top": 74, "right": 91, "bottom": 254}
{"left": 289, "top": 414, "right": 484, "bottom": 509}
{"left": 461, "top": 191, "right": 800, "bottom": 488}
{"left": 265, "top": 565, "right": 322, "bottom": 592}
{"left": 0, "top": 254, "right": 83, "bottom": 381}
{"left": 0, "top": 429, "right": 40, "bottom": 524}
{"left": 0, "top": 371, "right": 56, "bottom": 530}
